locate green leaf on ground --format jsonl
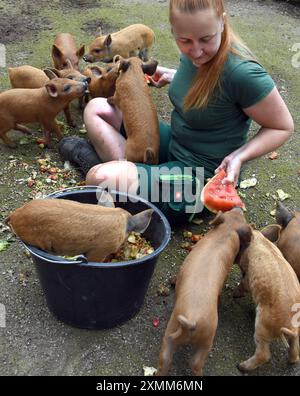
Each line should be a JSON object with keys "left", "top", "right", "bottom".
{"left": 0, "top": 240, "right": 10, "bottom": 252}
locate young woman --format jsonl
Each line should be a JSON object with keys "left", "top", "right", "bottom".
{"left": 59, "top": 0, "right": 293, "bottom": 222}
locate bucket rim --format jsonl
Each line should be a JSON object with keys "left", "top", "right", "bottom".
{"left": 23, "top": 186, "right": 171, "bottom": 269}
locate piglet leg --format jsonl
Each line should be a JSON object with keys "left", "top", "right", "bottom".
{"left": 156, "top": 336, "right": 175, "bottom": 376}
{"left": 288, "top": 336, "right": 300, "bottom": 364}
{"left": 191, "top": 344, "right": 213, "bottom": 376}
{"left": 42, "top": 120, "right": 63, "bottom": 148}
{"left": 0, "top": 128, "right": 17, "bottom": 148}
{"left": 63, "top": 105, "right": 77, "bottom": 128}
{"left": 238, "top": 336, "right": 271, "bottom": 372}
{"left": 15, "top": 124, "right": 32, "bottom": 135}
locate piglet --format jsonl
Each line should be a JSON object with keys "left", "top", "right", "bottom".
{"left": 52, "top": 33, "right": 85, "bottom": 70}
{"left": 156, "top": 208, "right": 247, "bottom": 376}
{"left": 234, "top": 225, "right": 300, "bottom": 371}
{"left": 107, "top": 56, "right": 159, "bottom": 164}
{"left": 84, "top": 24, "right": 155, "bottom": 63}
{"left": 8, "top": 61, "right": 90, "bottom": 127}
{"left": 83, "top": 64, "right": 119, "bottom": 99}
{"left": 0, "top": 71, "right": 88, "bottom": 148}
{"left": 6, "top": 198, "right": 153, "bottom": 263}
{"left": 260, "top": 202, "right": 300, "bottom": 281}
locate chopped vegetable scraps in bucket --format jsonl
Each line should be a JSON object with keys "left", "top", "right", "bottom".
{"left": 62, "top": 232, "right": 154, "bottom": 262}
{"left": 106, "top": 232, "right": 154, "bottom": 262}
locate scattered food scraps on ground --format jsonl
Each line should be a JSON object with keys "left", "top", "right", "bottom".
{"left": 143, "top": 366, "right": 157, "bottom": 376}
{"left": 268, "top": 151, "right": 278, "bottom": 160}
{"left": 181, "top": 231, "right": 203, "bottom": 251}
{"left": 270, "top": 209, "right": 276, "bottom": 216}
{"left": 157, "top": 283, "right": 170, "bottom": 296}
{"left": 276, "top": 189, "right": 290, "bottom": 201}
{"left": 152, "top": 318, "right": 160, "bottom": 328}
{"left": 239, "top": 177, "right": 257, "bottom": 189}
{"left": 0, "top": 240, "right": 10, "bottom": 252}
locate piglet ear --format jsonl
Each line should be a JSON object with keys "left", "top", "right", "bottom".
{"left": 113, "top": 55, "right": 123, "bottom": 63}
{"left": 260, "top": 224, "right": 281, "bottom": 243}
{"left": 77, "top": 45, "right": 85, "bottom": 59}
{"left": 127, "top": 209, "right": 154, "bottom": 234}
{"left": 141, "top": 60, "right": 158, "bottom": 76}
{"left": 52, "top": 44, "right": 63, "bottom": 60}
{"left": 104, "top": 34, "right": 112, "bottom": 48}
{"left": 236, "top": 225, "right": 252, "bottom": 251}
{"left": 44, "top": 68, "right": 60, "bottom": 79}
{"left": 45, "top": 82, "right": 58, "bottom": 98}
{"left": 90, "top": 66, "right": 104, "bottom": 77}
{"left": 97, "top": 190, "right": 115, "bottom": 208}
{"left": 276, "top": 201, "right": 294, "bottom": 228}
{"left": 119, "top": 59, "right": 130, "bottom": 73}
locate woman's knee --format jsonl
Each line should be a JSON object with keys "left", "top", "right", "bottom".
{"left": 83, "top": 97, "right": 109, "bottom": 119}
{"left": 86, "top": 160, "right": 139, "bottom": 195}
{"left": 84, "top": 97, "right": 122, "bottom": 132}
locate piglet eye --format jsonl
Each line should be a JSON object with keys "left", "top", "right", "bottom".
{"left": 67, "top": 75, "right": 74, "bottom": 80}
{"left": 94, "top": 49, "right": 101, "bottom": 54}
{"left": 63, "top": 85, "right": 71, "bottom": 92}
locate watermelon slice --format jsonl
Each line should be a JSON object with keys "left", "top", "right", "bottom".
{"left": 200, "top": 169, "right": 245, "bottom": 213}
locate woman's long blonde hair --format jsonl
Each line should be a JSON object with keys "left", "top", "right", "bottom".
{"left": 169, "top": 0, "right": 255, "bottom": 110}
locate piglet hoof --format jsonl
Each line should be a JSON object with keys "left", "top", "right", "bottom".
{"left": 237, "top": 362, "right": 249, "bottom": 373}
{"left": 8, "top": 142, "right": 17, "bottom": 149}
{"left": 288, "top": 356, "right": 300, "bottom": 365}
{"left": 68, "top": 121, "right": 77, "bottom": 129}
{"left": 44, "top": 141, "right": 53, "bottom": 149}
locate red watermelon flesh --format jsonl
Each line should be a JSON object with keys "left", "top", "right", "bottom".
{"left": 201, "top": 169, "right": 245, "bottom": 213}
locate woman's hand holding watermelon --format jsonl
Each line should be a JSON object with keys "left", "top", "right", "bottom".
{"left": 215, "top": 153, "right": 243, "bottom": 187}
{"left": 149, "top": 66, "right": 176, "bottom": 88}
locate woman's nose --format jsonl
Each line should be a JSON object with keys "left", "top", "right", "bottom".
{"left": 189, "top": 42, "right": 204, "bottom": 58}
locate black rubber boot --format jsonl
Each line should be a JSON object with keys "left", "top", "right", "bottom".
{"left": 58, "top": 136, "right": 102, "bottom": 175}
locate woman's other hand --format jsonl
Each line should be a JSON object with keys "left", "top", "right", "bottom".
{"left": 149, "top": 66, "right": 176, "bottom": 88}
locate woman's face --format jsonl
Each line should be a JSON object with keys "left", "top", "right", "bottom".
{"left": 171, "top": 8, "right": 225, "bottom": 67}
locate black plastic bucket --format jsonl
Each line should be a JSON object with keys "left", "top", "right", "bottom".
{"left": 24, "top": 187, "right": 171, "bottom": 329}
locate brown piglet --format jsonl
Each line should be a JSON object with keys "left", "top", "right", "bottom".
{"left": 261, "top": 202, "right": 300, "bottom": 281}
{"left": 52, "top": 33, "right": 85, "bottom": 70}
{"left": 8, "top": 62, "right": 90, "bottom": 127}
{"left": 107, "top": 56, "right": 159, "bottom": 165}
{"left": 6, "top": 198, "right": 153, "bottom": 263}
{"left": 84, "top": 24, "right": 155, "bottom": 63}
{"left": 234, "top": 225, "right": 300, "bottom": 372}
{"left": 83, "top": 64, "right": 119, "bottom": 99}
{"left": 156, "top": 208, "right": 247, "bottom": 376}
{"left": 0, "top": 72, "right": 88, "bottom": 148}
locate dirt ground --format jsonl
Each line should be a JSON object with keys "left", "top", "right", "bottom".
{"left": 0, "top": 0, "right": 300, "bottom": 376}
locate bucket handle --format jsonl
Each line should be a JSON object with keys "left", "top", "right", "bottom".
{"left": 24, "top": 243, "right": 89, "bottom": 265}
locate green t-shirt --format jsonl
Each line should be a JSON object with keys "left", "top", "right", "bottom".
{"left": 168, "top": 52, "right": 275, "bottom": 178}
